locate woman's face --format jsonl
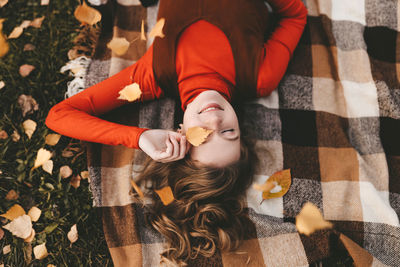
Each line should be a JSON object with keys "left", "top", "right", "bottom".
{"left": 182, "top": 90, "right": 240, "bottom": 167}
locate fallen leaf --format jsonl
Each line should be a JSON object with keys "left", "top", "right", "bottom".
{"left": 0, "top": 19, "right": 9, "bottom": 57}
{"left": 255, "top": 169, "right": 291, "bottom": 200}
{"left": 80, "top": 170, "right": 89, "bottom": 179}
{"left": 0, "top": 80, "right": 4, "bottom": 89}
{"left": 0, "top": 0, "right": 8, "bottom": 8}
{"left": 59, "top": 165, "right": 73, "bottom": 178}
{"left": 0, "top": 228, "right": 4, "bottom": 240}
{"left": 186, "top": 127, "right": 213, "bottom": 146}
{"left": 23, "top": 43, "right": 35, "bottom": 51}
{"left": 28, "top": 207, "right": 41, "bottom": 222}
{"left": 8, "top": 26, "right": 23, "bottom": 39}
{"left": 295, "top": 202, "right": 333, "bottom": 236}
{"left": 41, "top": 0, "right": 49, "bottom": 5}
{"left": 3, "top": 214, "right": 33, "bottom": 239}
{"left": 20, "top": 20, "right": 32, "bottom": 29}
{"left": 24, "top": 228, "right": 35, "bottom": 243}
{"left": 74, "top": 1, "right": 101, "bottom": 25}
{"left": 3, "top": 244, "right": 10, "bottom": 254}
{"left": 23, "top": 119, "right": 37, "bottom": 139}
{"left": 130, "top": 179, "right": 144, "bottom": 199}
{"left": 70, "top": 174, "right": 81, "bottom": 189}
{"left": 0, "top": 204, "right": 26, "bottom": 220}
{"left": 67, "top": 224, "right": 78, "bottom": 243}
{"left": 107, "top": 37, "right": 130, "bottom": 56}
{"left": 32, "top": 148, "right": 52, "bottom": 170}
{"left": 0, "top": 130, "right": 8, "bottom": 139}
{"left": 141, "top": 20, "right": 146, "bottom": 40}
{"left": 19, "top": 64, "right": 35, "bottom": 77}
{"left": 11, "top": 130, "right": 20, "bottom": 142}
{"left": 42, "top": 160, "right": 53, "bottom": 174}
{"left": 149, "top": 18, "right": 165, "bottom": 39}
{"left": 18, "top": 95, "right": 39, "bottom": 117}
{"left": 118, "top": 82, "right": 142, "bottom": 102}
{"left": 30, "top": 16, "right": 45, "bottom": 28}
{"left": 45, "top": 134, "right": 61, "bottom": 146}
{"left": 5, "top": 189, "right": 19, "bottom": 200}
{"left": 47, "top": 265, "right": 56, "bottom": 267}
{"left": 155, "top": 186, "right": 175, "bottom": 206}
{"left": 33, "top": 243, "right": 48, "bottom": 260}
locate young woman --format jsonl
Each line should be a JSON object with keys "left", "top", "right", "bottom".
{"left": 46, "top": 0, "right": 307, "bottom": 264}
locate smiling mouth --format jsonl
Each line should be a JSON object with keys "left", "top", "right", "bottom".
{"left": 198, "top": 103, "right": 224, "bottom": 114}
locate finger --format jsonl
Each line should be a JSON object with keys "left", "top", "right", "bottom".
{"left": 169, "top": 134, "right": 180, "bottom": 159}
{"left": 159, "top": 137, "right": 173, "bottom": 159}
{"left": 179, "top": 135, "right": 186, "bottom": 159}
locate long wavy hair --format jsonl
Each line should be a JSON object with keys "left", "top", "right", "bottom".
{"left": 136, "top": 135, "right": 256, "bottom": 266}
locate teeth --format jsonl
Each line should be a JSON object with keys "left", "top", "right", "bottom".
{"left": 203, "top": 107, "right": 218, "bottom": 112}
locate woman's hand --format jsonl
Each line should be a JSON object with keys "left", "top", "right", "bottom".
{"left": 138, "top": 129, "right": 191, "bottom": 163}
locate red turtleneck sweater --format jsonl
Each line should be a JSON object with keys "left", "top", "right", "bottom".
{"left": 45, "top": 0, "right": 307, "bottom": 149}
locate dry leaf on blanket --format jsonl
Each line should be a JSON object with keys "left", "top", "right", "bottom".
{"left": 130, "top": 179, "right": 144, "bottom": 199}
{"left": 30, "top": 16, "right": 45, "bottom": 28}
{"left": 18, "top": 94, "right": 39, "bottom": 117}
{"left": 186, "top": 127, "right": 213, "bottom": 146}
{"left": 0, "top": 0, "right": 8, "bottom": 7}
{"left": 118, "top": 82, "right": 142, "bottom": 102}
{"left": 295, "top": 202, "right": 333, "bottom": 236}
{"left": 155, "top": 186, "right": 175, "bottom": 206}
{"left": 67, "top": 224, "right": 78, "bottom": 243}
{"left": 45, "top": 133, "right": 61, "bottom": 146}
{"left": 149, "top": 18, "right": 165, "bottom": 39}
{"left": 28, "top": 206, "right": 41, "bottom": 222}
{"left": 74, "top": 1, "right": 101, "bottom": 26}
{"left": 0, "top": 19, "right": 9, "bottom": 58}
{"left": 59, "top": 165, "right": 72, "bottom": 178}
{"left": 0, "top": 204, "right": 26, "bottom": 220}
{"left": 253, "top": 169, "right": 291, "bottom": 200}
{"left": 107, "top": 37, "right": 130, "bottom": 56}
{"left": 0, "top": 130, "right": 8, "bottom": 139}
{"left": 8, "top": 26, "right": 23, "bottom": 39}
{"left": 32, "top": 148, "right": 52, "bottom": 170}
{"left": 5, "top": 189, "right": 19, "bottom": 200}
{"left": 141, "top": 20, "right": 146, "bottom": 41}
{"left": 3, "top": 214, "right": 33, "bottom": 239}
{"left": 19, "top": 64, "right": 35, "bottom": 77}
{"left": 23, "top": 119, "right": 37, "bottom": 139}
{"left": 33, "top": 243, "right": 48, "bottom": 260}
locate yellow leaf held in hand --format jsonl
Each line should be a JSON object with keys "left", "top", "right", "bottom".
{"left": 0, "top": 204, "right": 26, "bottom": 220}
{"left": 141, "top": 20, "right": 146, "bottom": 41}
{"left": 74, "top": 1, "right": 101, "bottom": 25}
{"left": 8, "top": 26, "right": 23, "bottom": 39}
{"left": 3, "top": 214, "right": 32, "bottom": 239}
{"left": 295, "top": 202, "right": 333, "bottom": 236}
{"left": 28, "top": 206, "right": 41, "bottom": 222}
{"left": 0, "top": 19, "right": 9, "bottom": 58}
{"left": 45, "top": 134, "right": 61, "bottom": 146}
{"left": 186, "top": 127, "right": 213, "bottom": 146}
{"left": 155, "top": 186, "right": 175, "bottom": 206}
{"left": 149, "top": 18, "right": 165, "bottom": 39}
{"left": 107, "top": 37, "right": 130, "bottom": 56}
{"left": 255, "top": 169, "right": 291, "bottom": 200}
{"left": 130, "top": 179, "right": 144, "bottom": 199}
{"left": 33, "top": 243, "right": 48, "bottom": 260}
{"left": 118, "top": 82, "right": 142, "bottom": 102}
{"left": 67, "top": 224, "right": 78, "bottom": 243}
{"left": 32, "top": 148, "right": 52, "bottom": 170}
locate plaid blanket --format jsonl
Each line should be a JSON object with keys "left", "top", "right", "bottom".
{"left": 76, "top": 0, "right": 400, "bottom": 265}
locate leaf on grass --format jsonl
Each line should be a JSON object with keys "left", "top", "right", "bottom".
{"left": 155, "top": 186, "right": 175, "bottom": 206}
{"left": 295, "top": 202, "right": 333, "bottom": 236}
{"left": 70, "top": 174, "right": 81, "bottom": 189}
{"left": 42, "top": 160, "right": 53, "bottom": 174}
{"left": 23, "top": 119, "right": 37, "bottom": 139}
{"left": 20, "top": 20, "right": 32, "bottom": 29}
{"left": 80, "top": 170, "right": 89, "bottom": 179}
{"left": 45, "top": 134, "right": 61, "bottom": 146}
{"left": 41, "top": 0, "right": 49, "bottom": 5}
{"left": 8, "top": 26, "right": 23, "bottom": 39}
{"left": 141, "top": 20, "right": 146, "bottom": 41}
{"left": 254, "top": 169, "right": 291, "bottom": 200}
{"left": 74, "top": 1, "right": 101, "bottom": 26}
{"left": 0, "top": 19, "right": 9, "bottom": 58}
{"left": 67, "top": 224, "right": 78, "bottom": 243}
{"left": 23, "top": 43, "right": 35, "bottom": 51}
{"left": 5, "top": 189, "right": 19, "bottom": 200}
{"left": 186, "top": 127, "right": 213, "bottom": 146}
{"left": 3, "top": 244, "right": 10, "bottom": 254}
{"left": 3, "top": 214, "right": 32, "bottom": 239}
{"left": 24, "top": 228, "right": 35, "bottom": 243}
{"left": 130, "top": 179, "right": 144, "bottom": 199}
{"left": 0, "top": 130, "right": 8, "bottom": 139}
{"left": 0, "top": 204, "right": 26, "bottom": 220}
{"left": 32, "top": 148, "right": 52, "bottom": 170}
{"left": 18, "top": 95, "right": 39, "bottom": 117}
{"left": 33, "top": 243, "right": 48, "bottom": 260}
{"left": 30, "top": 16, "right": 45, "bottom": 28}
{"left": 19, "top": 64, "right": 35, "bottom": 77}
{"left": 11, "top": 130, "right": 20, "bottom": 142}
{"left": 28, "top": 207, "right": 41, "bottom": 222}
{"left": 149, "top": 18, "right": 165, "bottom": 39}
{"left": 118, "top": 82, "right": 142, "bottom": 102}
{"left": 107, "top": 37, "right": 130, "bottom": 56}
{"left": 0, "top": 80, "right": 4, "bottom": 89}
{"left": 0, "top": 0, "right": 8, "bottom": 8}
{"left": 59, "top": 165, "right": 72, "bottom": 178}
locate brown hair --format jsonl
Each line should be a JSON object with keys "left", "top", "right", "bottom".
{"left": 136, "top": 138, "right": 256, "bottom": 265}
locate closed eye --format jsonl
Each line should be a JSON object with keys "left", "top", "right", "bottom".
{"left": 222, "top": 129, "right": 234, "bottom": 133}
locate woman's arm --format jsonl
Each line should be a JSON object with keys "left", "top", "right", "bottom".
{"left": 45, "top": 45, "right": 164, "bottom": 149}
{"left": 257, "top": 0, "right": 308, "bottom": 96}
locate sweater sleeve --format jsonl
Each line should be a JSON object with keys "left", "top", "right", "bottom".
{"left": 45, "top": 45, "right": 163, "bottom": 149}
{"left": 257, "top": 0, "right": 307, "bottom": 97}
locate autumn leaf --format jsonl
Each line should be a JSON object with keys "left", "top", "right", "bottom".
{"left": 80, "top": 170, "right": 89, "bottom": 179}
{"left": 149, "top": 18, "right": 165, "bottom": 39}
{"left": 42, "top": 160, "right": 53, "bottom": 174}
{"left": 0, "top": 204, "right": 26, "bottom": 220}
{"left": 45, "top": 133, "right": 61, "bottom": 146}
{"left": 18, "top": 94, "right": 39, "bottom": 117}
{"left": 24, "top": 228, "right": 35, "bottom": 243}
{"left": 32, "top": 148, "right": 52, "bottom": 170}
{"left": 11, "top": 130, "right": 20, "bottom": 142}
{"left": 3, "top": 214, "right": 32, "bottom": 239}
{"left": 60, "top": 165, "right": 72, "bottom": 178}
{"left": 5, "top": 189, "right": 19, "bottom": 200}
{"left": 19, "top": 64, "right": 35, "bottom": 77}
{"left": 28, "top": 206, "right": 41, "bottom": 222}
{"left": 33, "top": 243, "right": 48, "bottom": 260}
{"left": 130, "top": 179, "right": 144, "bottom": 199}
{"left": 118, "top": 82, "right": 142, "bottom": 102}
{"left": 30, "top": 16, "right": 45, "bottom": 28}
{"left": 70, "top": 174, "right": 81, "bottom": 189}
{"left": 67, "top": 224, "right": 78, "bottom": 243}
{"left": 41, "top": 0, "right": 49, "bottom": 5}
{"left": 186, "top": 127, "right": 213, "bottom": 146}
{"left": 295, "top": 202, "right": 333, "bottom": 236}
{"left": 141, "top": 20, "right": 146, "bottom": 41}
{"left": 23, "top": 43, "right": 35, "bottom": 51}
{"left": 2, "top": 244, "right": 10, "bottom": 254}
{"left": 0, "top": 0, "right": 8, "bottom": 8}
{"left": 0, "top": 19, "right": 9, "bottom": 58}
{"left": 74, "top": 1, "right": 101, "bottom": 26}
{"left": 19, "top": 20, "right": 31, "bottom": 29}
{"left": 155, "top": 186, "right": 175, "bottom": 206}
{"left": 253, "top": 169, "right": 291, "bottom": 200}
{"left": 0, "top": 130, "right": 8, "bottom": 139}
{"left": 107, "top": 37, "right": 130, "bottom": 56}
{"left": 0, "top": 80, "right": 5, "bottom": 89}
{"left": 23, "top": 119, "right": 37, "bottom": 139}
{"left": 8, "top": 26, "right": 23, "bottom": 39}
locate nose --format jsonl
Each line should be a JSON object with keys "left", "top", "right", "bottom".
{"left": 202, "top": 114, "right": 222, "bottom": 129}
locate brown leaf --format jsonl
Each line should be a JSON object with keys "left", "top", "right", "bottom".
{"left": 0, "top": 0, "right": 8, "bottom": 8}
{"left": 74, "top": 1, "right": 101, "bottom": 25}
{"left": 11, "top": 130, "right": 20, "bottom": 142}
{"left": 107, "top": 37, "right": 130, "bottom": 56}
{"left": 149, "top": 18, "right": 165, "bottom": 39}
{"left": 8, "top": 26, "right": 23, "bottom": 39}
{"left": 19, "top": 20, "right": 32, "bottom": 29}
{"left": 42, "top": 160, "right": 53, "bottom": 174}
{"left": 130, "top": 179, "right": 144, "bottom": 199}
{"left": 186, "top": 127, "right": 213, "bottom": 146}
{"left": 18, "top": 94, "right": 39, "bottom": 117}
{"left": 257, "top": 169, "right": 291, "bottom": 200}
{"left": 0, "top": 130, "right": 8, "bottom": 139}
{"left": 59, "top": 165, "right": 73, "bottom": 178}
{"left": 33, "top": 243, "right": 48, "bottom": 260}
{"left": 24, "top": 228, "right": 35, "bottom": 243}
{"left": 32, "top": 148, "right": 52, "bottom": 170}
{"left": 5, "top": 189, "right": 19, "bottom": 200}
{"left": 19, "top": 64, "right": 35, "bottom": 77}
{"left": 23, "top": 43, "right": 35, "bottom": 51}
{"left": 70, "top": 174, "right": 81, "bottom": 189}
{"left": 0, "top": 19, "right": 9, "bottom": 58}
{"left": 295, "top": 202, "right": 333, "bottom": 236}
{"left": 67, "top": 224, "right": 78, "bottom": 243}
{"left": 27, "top": 207, "right": 41, "bottom": 222}
{"left": 155, "top": 186, "right": 175, "bottom": 206}
{"left": 80, "top": 170, "right": 89, "bottom": 179}
{"left": 3, "top": 244, "right": 10, "bottom": 254}
{"left": 0, "top": 228, "right": 4, "bottom": 240}
{"left": 23, "top": 119, "right": 37, "bottom": 139}
{"left": 30, "top": 16, "right": 45, "bottom": 28}
{"left": 117, "top": 83, "right": 142, "bottom": 102}
{"left": 45, "top": 134, "right": 61, "bottom": 146}
{"left": 0, "top": 204, "right": 26, "bottom": 220}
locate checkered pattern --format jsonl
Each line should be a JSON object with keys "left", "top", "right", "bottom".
{"left": 82, "top": 0, "right": 400, "bottom": 265}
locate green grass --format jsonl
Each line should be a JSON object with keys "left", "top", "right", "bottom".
{"left": 0, "top": 0, "right": 112, "bottom": 266}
